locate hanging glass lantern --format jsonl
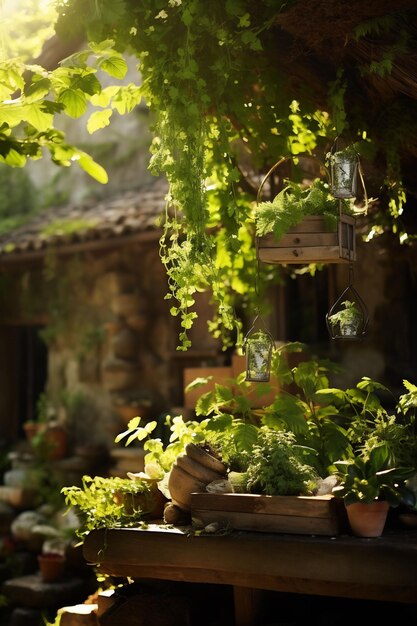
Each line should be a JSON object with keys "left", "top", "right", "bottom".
{"left": 242, "top": 316, "right": 274, "bottom": 382}
{"left": 328, "top": 138, "right": 359, "bottom": 199}
{"left": 326, "top": 266, "right": 369, "bottom": 340}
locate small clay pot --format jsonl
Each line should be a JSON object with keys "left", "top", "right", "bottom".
{"left": 38, "top": 553, "right": 66, "bottom": 582}
{"left": 43, "top": 424, "right": 68, "bottom": 460}
{"left": 346, "top": 500, "right": 389, "bottom": 538}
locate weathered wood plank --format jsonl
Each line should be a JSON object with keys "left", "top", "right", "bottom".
{"left": 257, "top": 246, "right": 349, "bottom": 264}
{"left": 83, "top": 526, "right": 417, "bottom": 604}
{"left": 256, "top": 213, "right": 356, "bottom": 264}
{"left": 192, "top": 508, "right": 339, "bottom": 535}
{"left": 190, "top": 493, "right": 338, "bottom": 518}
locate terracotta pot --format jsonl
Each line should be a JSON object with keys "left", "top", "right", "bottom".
{"left": 43, "top": 424, "right": 68, "bottom": 460}
{"left": 38, "top": 553, "right": 66, "bottom": 582}
{"left": 23, "top": 422, "right": 43, "bottom": 442}
{"left": 346, "top": 500, "right": 389, "bottom": 537}
{"left": 168, "top": 443, "right": 227, "bottom": 512}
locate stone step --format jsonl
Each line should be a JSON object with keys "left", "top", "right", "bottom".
{"left": 2, "top": 573, "right": 96, "bottom": 609}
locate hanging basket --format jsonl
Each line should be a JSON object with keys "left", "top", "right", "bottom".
{"left": 326, "top": 277, "right": 369, "bottom": 340}
{"left": 256, "top": 156, "right": 356, "bottom": 265}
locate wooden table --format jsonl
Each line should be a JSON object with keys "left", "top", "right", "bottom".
{"left": 83, "top": 524, "right": 417, "bottom": 625}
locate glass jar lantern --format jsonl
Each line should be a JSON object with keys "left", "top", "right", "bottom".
{"left": 242, "top": 317, "right": 274, "bottom": 382}
{"left": 329, "top": 151, "right": 358, "bottom": 199}
{"left": 328, "top": 138, "right": 359, "bottom": 199}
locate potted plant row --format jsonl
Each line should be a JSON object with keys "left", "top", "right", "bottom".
{"left": 117, "top": 345, "right": 416, "bottom": 535}
{"left": 62, "top": 344, "right": 417, "bottom": 539}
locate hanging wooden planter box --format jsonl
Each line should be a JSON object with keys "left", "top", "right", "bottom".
{"left": 257, "top": 214, "right": 356, "bottom": 265}
{"left": 191, "top": 492, "right": 345, "bottom": 536}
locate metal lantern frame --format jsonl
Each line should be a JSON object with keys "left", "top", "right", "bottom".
{"left": 326, "top": 265, "right": 369, "bottom": 340}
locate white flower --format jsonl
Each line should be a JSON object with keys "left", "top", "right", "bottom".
{"left": 155, "top": 10, "right": 168, "bottom": 19}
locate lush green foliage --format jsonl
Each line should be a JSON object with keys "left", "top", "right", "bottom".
{"left": 52, "top": 0, "right": 417, "bottom": 348}
{"left": 332, "top": 452, "right": 415, "bottom": 506}
{"left": 327, "top": 300, "right": 362, "bottom": 330}
{"left": 245, "top": 428, "right": 319, "bottom": 496}
{"left": 115, "top": 414, "right": 210, "bottom": 479}
{"left": 54, "top": 0, "right": 333, "bottom": 349}
{"left": 255, "top": 178, "right": 351, "bottom": 241}
{"left": 61, "top": 475, "right": 156, "bottom": 536}
{"left": 113, "top": 343, "right": 417, "bottom": 508}
{"left": 0, "top": 39, "right": 137, "bottom": 181}
{"left": 3, "top": 1, "right": 416, "bottom": 349}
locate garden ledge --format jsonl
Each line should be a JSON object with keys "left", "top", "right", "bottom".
{"left": 83, "top": 524, "right": 417, "bottom": 625}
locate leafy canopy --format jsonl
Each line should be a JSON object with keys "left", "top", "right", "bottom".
{"left": 2, "top": 1, "right": 416, "bottom": 348}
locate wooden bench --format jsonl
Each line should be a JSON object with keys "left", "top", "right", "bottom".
{"left": 83, "top": 524, "right": 417, "bottom": 625}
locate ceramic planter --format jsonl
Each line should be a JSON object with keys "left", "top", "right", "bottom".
{"left": 345, "top": 500, "right": 389, "bottom": 537}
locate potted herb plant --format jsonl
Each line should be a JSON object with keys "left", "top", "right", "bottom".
{"left": 244, "top": 428, "right": 320, "bottom": 496}
{"left": 61, "top": 474, "right": 166, "bottom": 539}
{"left": 332, "top": 450, "right": 415, "bottom": 537}
{"left": 327, "top": 299, "right": 363, "bottom": 337}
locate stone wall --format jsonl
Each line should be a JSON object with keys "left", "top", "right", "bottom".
{"left": 34, "top": 241, "right": 176, "bottom": 449}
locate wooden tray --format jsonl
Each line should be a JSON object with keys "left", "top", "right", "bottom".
{"left": 191, "top": 492, "right": 345, "bottom": 536}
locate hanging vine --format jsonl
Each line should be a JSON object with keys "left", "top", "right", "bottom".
{"left": 52, "top": 0, "right": 417, "bottom": 347}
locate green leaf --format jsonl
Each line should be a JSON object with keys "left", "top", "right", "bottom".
{"left": 73, "top": 73, "right": 102, "bottom": 96}
{"left": 58, "top": 89, "right": 87, "bottom": 118}
{"left": 128, "top": 416, "right": 141, "bottom": 430}
{"left": 90, "top": 86, "right": 119, "bottom": 107}
{"left": 181, "top": 9, "right": 193, "bottom": 26}
{"left": 232, "top": 421, "right": 258, "bottom": 452}
{"left": 25, "top": 77, "right": 51, "bottom": 102}
{"left": 215, "top": 383, "right": 234, "bottom": 404}
{"left": 87, "top": 109, "right": 113, "bottom": 133}
{"left": 313, "top": 388, "right": 346, "bottom": 404}
{"left": 97, "top": 55, "right": 128, "bottom": 79}
{"left": 357, "top": 377, "right": 390, "bottom": 394}
{"left": 4, "top": 149, "right": 26, "bottom": 167}
{"left": 25, "top": 102, "right": 55, "bottom": 131}
{"left": 271, "top": 395, "right": 308, "bottom": 434}
{"left": 76, "top": 152, "right": 108, "bottom": 183}
{"left": 206, "top": 413, "right": 234, "bottom": 432}
{"left": 195, "top": 391, "right": 216, "bottom": 416}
